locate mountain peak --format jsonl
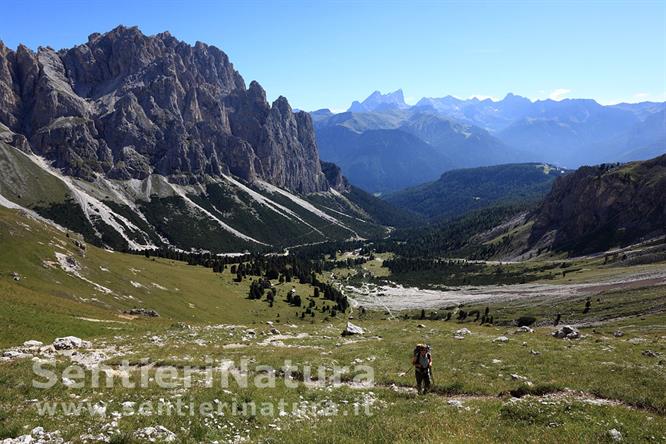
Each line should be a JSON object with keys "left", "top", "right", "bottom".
{"left": 106, "top": 24, "right": 143, "bottom": 39}
{"left": 348, "top": 89, "right": 408, "bottom": 112}
{"left": 0, "top": 26, "right": 333, "bottom": 193}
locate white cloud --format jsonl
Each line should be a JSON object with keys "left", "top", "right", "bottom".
{"left": 548, "top": 88, "right": 572, "bottom": 101}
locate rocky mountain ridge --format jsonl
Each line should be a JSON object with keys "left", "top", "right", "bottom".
{"left": 0, "top": 27, "right": 413, "bottom": 252}
{"left": 0, "top": 26, "right": 330, "bottom": 193}
{"left": 348, "top": 89, "right": 408, "bottom": 113}
{"left": 529, "top": 154, "right": 666, "bottom": 254}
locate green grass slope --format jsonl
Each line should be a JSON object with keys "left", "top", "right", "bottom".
{"left": 0, "top": 206, "right": 329, "bottom": 347}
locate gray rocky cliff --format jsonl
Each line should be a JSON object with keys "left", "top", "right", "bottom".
{"left": 529, "top": 154, "right": 666, "bottom": 253}
{"left": 0, "top": 26, "right": 329, "bottom": 192}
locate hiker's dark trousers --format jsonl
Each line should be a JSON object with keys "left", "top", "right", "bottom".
{"left": 415, "top": 368, "right": 431, "bottom": 394}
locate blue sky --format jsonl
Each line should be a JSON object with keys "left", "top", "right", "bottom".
{"left": 2, "top": 0, "right": 665, "bottom": 111}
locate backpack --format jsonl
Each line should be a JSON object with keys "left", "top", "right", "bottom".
{"left": 413, "top": 343, "right": 432, "bottom": 360}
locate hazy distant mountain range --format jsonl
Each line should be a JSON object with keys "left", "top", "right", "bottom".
{"left": 312, "top": 90, "right": 665, "bottom": 193}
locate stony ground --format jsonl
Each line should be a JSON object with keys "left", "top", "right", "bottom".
{"left": 2, "top": 311, "right": 666, "bottom": 443}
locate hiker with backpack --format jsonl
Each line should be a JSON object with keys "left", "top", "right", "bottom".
{"left": 412, "top": 343, "right": 432, "bottom": 394}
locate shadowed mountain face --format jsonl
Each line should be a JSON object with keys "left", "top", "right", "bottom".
{"left": 0, "top": 26, "right": 328, "bottom": 193}
{"left": 529, "top": 154, "right": 666, "bottom": 254}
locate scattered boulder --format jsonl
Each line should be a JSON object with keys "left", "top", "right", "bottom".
{"left": 515, "top": 326, "right": 534, "bottom": 334}
{"left": 613, "top": 330, "right": 624, "bottom": 337}
{"left": 0, "top": 427, "right": 64, "bottom": 443}
{"left": 52, "top": 336, "right": 91, "bottom": 350}
{"left": 447, "top": 400, "right": 464, "bottom": 409}
{"left": 608, "top": 428, "right": 623, "bottom": 442}
{"left": 642, "top": 350, "right": 661, "bottom": 358}
{"left": 23, "top": 340, "right": 44, "bottom": 348}
{"left": 270, "top": 328, "right": 281, "bottom": 335}
{"left": 454, "top": 328, "right": 471, "bottom": 336}
{"left": 10, "top": 272, "right": 21, "bottom": 281}
{"left": 149, "top": 336, "right": 163, "bottom": 344}
{"left": 2, "top": 350, "right": 32, "bottom": 360}
{"left": 31, "top": 427, "right": 45, "bottom": 436}
{"left": 510, "top": 374, "right": 534, "bottom": 386}
{"left": 79, "top": 433, "right": 108, "bottom": 442}
{"left": 133, "top": 426, "right": 177, "bottom": 443}
{"left": 417, "top": 324, "right": 426, "bottom": 329}
{"left": 91, "top": 401, "right": 106, "bottom": 417}
{"left": 493, "top": 336, "right": 510, "bottom": 343}
{"left": 530, "top": 350, "right": 541, "bottom": 356}
{"left": 341, "top": 322, "right": 364, "bottom": 336}
{"left": 628, "top": 337, "right": 647, "bottom": 344}
{"left": 125, "top": 308, "right": 160, "bottom": 317}
{"left": 122, "top": 401, "right": 136, "bottom": 409}
{"left": 552, "top": 325, "right": 580, "bottom": 339}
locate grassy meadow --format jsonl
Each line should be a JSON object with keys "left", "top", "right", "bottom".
{"left": 0, "top": 206, "right": 665, "bottom": 443}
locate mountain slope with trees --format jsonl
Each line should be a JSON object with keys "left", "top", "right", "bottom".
{"left": 385, "top": 163, "right": 566, "bottom": 220}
